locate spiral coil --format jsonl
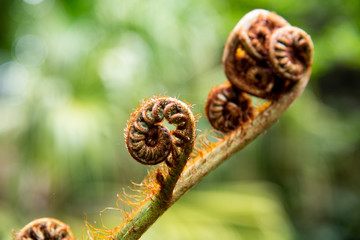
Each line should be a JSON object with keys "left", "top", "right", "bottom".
{"left": 125, "top": 97, "right": 195, "bottom": 166}
{"left": 222, "top": 9, "right": 313, "bottom": 99}
{"left": 269, "top": 26, "right": 314, "bottom": 81}
{"left": 206, "top": 9, "right": 313, "bottom": 133}
{"left": 205, "top": 83, "right": 254, "bottom": 133}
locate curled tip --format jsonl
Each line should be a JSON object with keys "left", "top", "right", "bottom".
{"left": 125, "top": 97, "right": 196, "bottom": 166}
{"left": 268, "top": 26, "right": 314, "bottom": 81}
{"left": 14, "top": 218, "right": 75, "bottom": 240}
{"left": 237, "top": 9, "right": 290, "bottom": 60}
{"left": 205, "top": 82, "right": 254, "bottom": 133}
{"left": 223, "top": 9, "right": 314, "bottom": 99}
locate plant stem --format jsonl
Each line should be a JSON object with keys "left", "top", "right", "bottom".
{"left": 113, "top": 70, "right": 310, "bottom": 240}
{"left": 113, "top": 112, "right": 196, "bottom": 240}
{"left": 113, "top": 153, "right": 187, "bottom": 240}
{"left": 172, "top": 71, "right": 310, "bottom": 203}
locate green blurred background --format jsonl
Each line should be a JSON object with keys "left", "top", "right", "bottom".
{"left": 1, "top": 0, "right": 359, "bottom": 239}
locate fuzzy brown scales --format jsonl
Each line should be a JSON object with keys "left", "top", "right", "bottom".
{"left": 222, "top": 9, "right": 313, "bottom": 100}
{"left": 14, "top": 218, "right": 75, "bottom": 240}
{"left": 125, "top": 97, "right": 195, "bottom": 166}
{"left": 205, "top": 83, "right": 254, "bottom": 133}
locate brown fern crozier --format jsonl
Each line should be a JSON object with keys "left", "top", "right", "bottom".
{"left": 125, "top": 97, "right": 196, "bottom": 167}
{"left": 222, "top": 9, "right": 313, "bottom": 100}
{"left": 205, "top": 82, "right": 254, "bottom": 133}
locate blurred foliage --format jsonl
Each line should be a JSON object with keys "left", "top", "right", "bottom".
{"left": 144, "top": 183, "right": 294, "bottom": 240}
{"left": 0, "top": 0, "right": 359, "bottom": 239}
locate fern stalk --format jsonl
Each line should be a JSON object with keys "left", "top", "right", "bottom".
{"left": 113, "top": 69, "right": 311, "bottom": 239}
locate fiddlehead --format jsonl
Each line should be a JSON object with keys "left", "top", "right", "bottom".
{"left": 205, "top": 82, "right": 254, "bottom": 133}
{"left": 238, "top": 9, "right": 290, "bottom": 60}
{"left": 102, "top": 97, "right": 197, "bottom": 240}
{"left": 178, "top": 9, "right": 313, "bottom": 203}
{"left": 125, "top": 97, "right": 196, "bottom": 166}
{"left": 14, "top": 218, "right": 75, "bottom": 240}
{"left": 269, "top": 26, "right": 314, "bottom": 81}
{"left": 223, "top": 34, "right": 287, "bottom": 99}
{"left": 222, "top": 9, "right": 313, "bottom": 100}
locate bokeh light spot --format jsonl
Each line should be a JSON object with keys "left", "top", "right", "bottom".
{"left": 23, "top": 0, "right": 44, "bottom": 5}
{"left": 15, "top": 34, "right": 48, "bottom": 67}
{"left": 0, "top": 61, "right": 29, "bottom": 99}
